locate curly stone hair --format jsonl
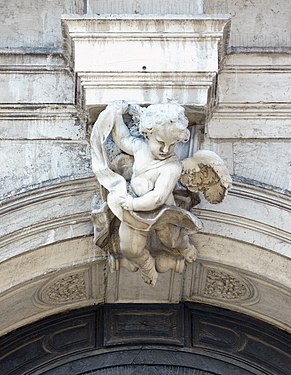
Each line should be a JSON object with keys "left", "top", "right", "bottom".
{"left": 129, "top": 102, "right": 190, "bottom": 143}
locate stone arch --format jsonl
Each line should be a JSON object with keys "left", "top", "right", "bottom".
{"left": 0, "top": 179, "right": 290, "bottom": 336}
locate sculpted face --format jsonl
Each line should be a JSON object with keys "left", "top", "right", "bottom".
{"left": 138, "top": 102, "right": 190, "bottom": 160}
{"left": 147, "top": 125, "right": 182, "bottom": 160}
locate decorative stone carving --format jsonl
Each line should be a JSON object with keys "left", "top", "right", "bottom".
{"left": 204, "top": 269, "right": 248, "bottom": 300}
{"left": 187, "top": 262, "right": 259, "bottom": 305}
{"left": 34, "top": 272, "right": 88, "bottom": 306}
{"left": 45, "top": 274, "right": 86, "bottom": 303}
{"left": 90, "top": 101, "right": 231, "bottom": 286}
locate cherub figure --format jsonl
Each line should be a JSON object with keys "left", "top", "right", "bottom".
{"left": 91, "top": 101, "right": 231, "bottom": 286}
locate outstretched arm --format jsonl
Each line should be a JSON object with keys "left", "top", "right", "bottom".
{"left": 109, "top": 101, "right": 137, "bottom": 156}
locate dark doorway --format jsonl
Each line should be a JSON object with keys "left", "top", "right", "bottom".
{"left": 1, "top": 303, "right": 290, "bottom": 374}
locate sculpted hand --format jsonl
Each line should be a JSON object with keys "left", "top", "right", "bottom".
{"left": 119, "top": 195, "right": 134, "bottom": 211}
{"left": 109, "top": 100, "right": 129, "bottom": 116}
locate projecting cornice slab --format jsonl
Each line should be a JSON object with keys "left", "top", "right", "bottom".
{"left": 62, "top": 15, "right": 230, "bottom": 121}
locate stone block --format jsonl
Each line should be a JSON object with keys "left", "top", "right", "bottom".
{"left": 0, "top": 0, "right": 84, "bottom": 50}
{"left": 62, "top": 15, "right": 230, "bottom": 116}
{"left": 0, "top": 70, "right": 74, "bottom": 104}
{"left": 233, "top": 141, "right": 291, "bottom": 190}
{"left": 87, "top": 0, "right": 204, "bottom": 15}
{"left": 0, "top": 105, "right": 86, "bottom": 140}
{"left": 0, "top": 140, "right": 92, "bottom": 197}
{"left": 205, "top": 0, "right": 291, "bottom": 50}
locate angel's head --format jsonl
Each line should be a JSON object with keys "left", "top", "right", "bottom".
{"left": 130, "top": 102, "right": 190, "bottom": 160}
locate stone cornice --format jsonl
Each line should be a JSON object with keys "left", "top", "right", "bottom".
{"left": 212, "top": 102, "right": 291, "bottom": 118}
{"left": 222, "top": 66, "right": 291, "bottom": 73}
{"left": 62, "top": 14, "right": 230, "bottom": 28}
{"left": 207, "top": 103, "right": 291, "bottom": 139}
{"left": 79, "top": 72, "right": 216, "bottom": 122}
{"left": 0, "top": 72, "right": 74, "bottom": 104}
{"left": 0, "top": 51, "right": 66, "bottom": 67}
{"left": 0, "top": 104, "right": 79, "bottom": 118}
{"left": 62, "top": 15, "right": 230, "bottom": 71}
{"left": 62, "top": 14, "right": 230, "bottom": 117}
{"left": 0, "top": 104, "right": 87, "bottom": 140}
{"left": 78, "top": 71, "right": 216, "bottom": 84}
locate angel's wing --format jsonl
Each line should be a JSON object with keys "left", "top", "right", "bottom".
{"left": 180, "top": 150, "right": 232, "bottom": 204}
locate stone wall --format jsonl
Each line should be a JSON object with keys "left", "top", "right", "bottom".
{"left": 205, "top": 0, "right": 291, "bottom": 50}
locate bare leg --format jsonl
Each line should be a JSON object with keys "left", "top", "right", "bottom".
{"left": 119, "top": 257, "right": 139, "bottom": 272}
{"left": 119, "top": 222, "right": 158, "bottom": 286}
{"left": 156, "top": 253, "right": 185, "bottom": 274}
{"left": 156, "top": 225, "right": 197, "bottom": 263}
{"left": 108, "top": 254, "right": 138, "bottom": 273}
{"left": 178, "top": 235, "right": 198, "bottom": 263}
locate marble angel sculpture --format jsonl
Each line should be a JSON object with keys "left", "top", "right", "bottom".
{"left": 90, "top": 101, "right": 232, "bottom": 286}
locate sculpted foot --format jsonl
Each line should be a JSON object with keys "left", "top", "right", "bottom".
{"left": 140, "top": 257, "right": 158, "bottom": 286}
{"left": 156, "top": 254, "right": 185, "bottom": 274}
{"left": 180, "top": 245, "right": 198, "bottom": 263}
{"left": 108, "top": 254, "right": 138, "bottom": 272}
{"left": 141, "top": 267, "right": 158, "bottom": 286}
{"left": 120, "top": 257, "right": 139, "bottom": 272}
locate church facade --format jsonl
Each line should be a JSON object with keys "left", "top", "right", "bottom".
{"left": 0, "top": 1, "right": 290, "bottom": 374}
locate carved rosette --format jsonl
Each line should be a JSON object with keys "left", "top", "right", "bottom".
{"left": 204, "top": 269, "right": 248, "bottom": 300}
{"left": 33, "top": 271, "right": 89, "bottom": 307}
{"left": 189, "top": 263, "right": 259, "bottom": 305}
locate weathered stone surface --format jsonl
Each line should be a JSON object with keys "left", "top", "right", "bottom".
{"left": 0, "top": 262, "right": 105, "bottom": 336}
{"left": 204, "top": 53, "right": 291, "bottom": 192}
{"left": 218, "top": 69, "right": 291, "bottom": 103}
{"left": 0, "top": 0, "right": 290, "bottom": 344}
{"left": 192, "top": 234, "right": 291, "bottom": 290}
{"left": 233, "top": 142, "right": 291, "bottom": 191}
{"left": 205, "top": 0, "right": 291, "bottom": 50}
{"left": 0, "top": 105, "right": 86, "bottom": 140}
{"left": 87, "top": 0, "right": 204, "bottom": 15}
{"left": 0, "top": 237, "right": 100, "bottom": 294}
{"left": 0, "top": 0, "right": 84, "bottom": 50}
{"left": 62, "top": 14, "right": 230, "bottom": 116}
{"left": 183, "top": 236, "right": 291, "bottom": 331}
{"left": 0, "top": 178, "right": 97, "bottom": 261}
{"left": 0, "top": 235, "right": 290, "bottom": 336}
{"left": 0, "top": 141, "right": 92, "bottom": 197}
{"left": 203, "top": 139, "right": 291, "bottom": 191}
{"left": 207, "top": 104, "right": 291, "bottom": 139}
{"left": 79, "top": 72, "right": 215, "bottom": 114}
{"left": 106, "top": 268, "right": 184, "bottom": 304}
{"left": 217, "top": 54, "right": 291, "bottom": 103}
{"left": 193, "top": 181, "right": 291, "bottom": 256}
{"left": 0, "top": 70, "right": 74, "bottom": 104}
{"left": 64, "top": 16, "right": 228, "bottom": 72}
